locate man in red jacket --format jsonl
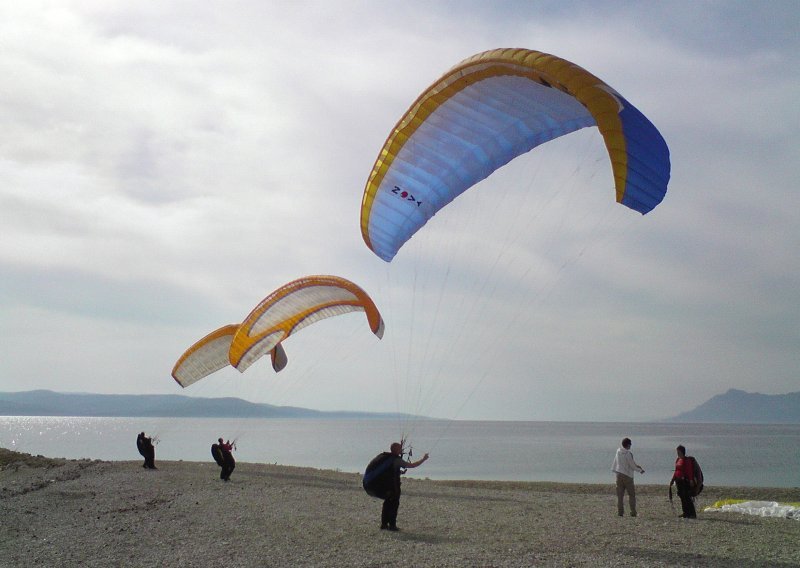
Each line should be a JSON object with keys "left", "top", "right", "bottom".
{"left": 670, "top": 445, "right": 697, "bottom": 518}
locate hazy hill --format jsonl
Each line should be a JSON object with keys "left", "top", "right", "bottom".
{"left": 4, "top": 388, "right": 798, "bottom": 423}
{"left": 0, "top": 390, "right": 410, "bottom": 419}
{"left": 667, "top": 389, "right": 800, "bottom": 423}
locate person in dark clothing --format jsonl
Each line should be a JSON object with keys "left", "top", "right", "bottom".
{"left": 380, "top": 442, "right": 429, "bottom": 531}
{"left": 670, "top": 445, "right": 696, "bottom": 518}
{"left": 217, "top": 438, "right": 236, "bottom": 481}
{"left": 136, "top": 432, "right": 157, "bottom": 470}
{"left": 136, "top": 432, "right": 147, "bottom": 467}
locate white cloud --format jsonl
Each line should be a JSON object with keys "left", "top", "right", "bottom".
{"left": 1, "top": 1, "right": 798, "bottom": 421}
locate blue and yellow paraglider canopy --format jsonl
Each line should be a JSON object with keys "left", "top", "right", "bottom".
{"left": 360, "top": 48, "right": 671, "bottom": 262}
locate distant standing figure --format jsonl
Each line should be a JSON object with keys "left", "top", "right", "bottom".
{"left": 611, "top": 437, "right": 644, "bottom": 517}
{"left": 670, "top": 445, "right": 697, "bottom": 518}
{"left": 136, "top": 432, "right": 157, "bottom": 470}
{"left": 214, "top": 438, "right": 236, "bottom": 481}
{"left": 375, "top": 442, "right": 429, "bottom": 531}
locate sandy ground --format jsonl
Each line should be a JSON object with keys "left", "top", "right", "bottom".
{"left": 1, "top": 449, "right": 799, "bottom": 567}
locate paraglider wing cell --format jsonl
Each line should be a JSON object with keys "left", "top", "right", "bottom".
{"left": 233, "top": 330, "right": 285, "bottom": 373}
{"left": 172, "top": 324, "right": 289, "bottom": 386}
{"left": 172, "top": 324, "right": 239, "bottom": 387}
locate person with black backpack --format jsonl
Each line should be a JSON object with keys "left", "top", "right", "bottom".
{"left": 212, "top": 437, "right": 236, "bottom": 481}
{"left": 669, "top": 444, "right": 700, "bottom": 518}
{"left": 363, "top": 442, "right": 429, "bottom": 531}
{"left": 136, "top": 432, "right": 157, "bottom": 470}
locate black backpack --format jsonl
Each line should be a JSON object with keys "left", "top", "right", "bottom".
{"left": 211, "top": 444, "right": 225, "bottom": 467}
{"left": 689, "top": 456, "right": 704, "bottom": 496}
{"left": 362, "top": 452, "right": 395, "bottom": 499}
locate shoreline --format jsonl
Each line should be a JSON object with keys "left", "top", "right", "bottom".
{"left": 2, "top": 449, "right": 799, "bottom": 567}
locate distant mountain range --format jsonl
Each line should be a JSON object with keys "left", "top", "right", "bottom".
{"left": 0, "top": 390, "right": 413, "bottom": 419}
{"left": 666, "top": 389, "right": 800, "bottom": 423}
{"left": 2, "top": 388, "right": 798, "bottom": 422}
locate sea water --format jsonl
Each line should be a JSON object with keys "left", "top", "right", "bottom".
{"left": 1, "top": 417, "right": 798, "bottom": 488}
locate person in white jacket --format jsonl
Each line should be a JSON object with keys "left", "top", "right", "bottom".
{"left": 611, "top": 437, "right": 645, "bottom": 517}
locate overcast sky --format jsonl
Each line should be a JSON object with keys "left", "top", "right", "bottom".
{"left": 2, "top": 1, "right": 798, "bottom": 421}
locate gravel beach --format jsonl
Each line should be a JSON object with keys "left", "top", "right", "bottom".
{"left": 1, "top": 449, "right": 798, "bottom": 567}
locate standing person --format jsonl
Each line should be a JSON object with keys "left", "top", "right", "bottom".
{"left": 144, "top": 435, "right": 157, "bottom": 470}
{"left": 670, "top": 445, "right": 697, "bottom": 518}
{"left": 136, "top": 432, "right": 157, "bottom": 470}
{"left": 611, "top": 437, "right": 645, "bottom": 517}
{"left": 217, "top": 438, "right": 236, "bottom": 481}
{"left": 378, "top": 442, "right": 429, "bottom": 532}
{"left": 136, "top": 432, "right": 147, "bottom": 468}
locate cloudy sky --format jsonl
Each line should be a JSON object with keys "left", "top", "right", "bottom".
{"left": 2, "top": 1, "right": 798, "bottom": 421}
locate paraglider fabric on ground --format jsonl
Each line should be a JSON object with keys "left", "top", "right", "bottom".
{"left": 705, "top": 500, "right": 800, "bottom": 521}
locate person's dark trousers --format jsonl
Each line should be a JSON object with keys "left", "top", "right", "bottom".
{"left": 381, "top": 490, "right": 400, "bottom": 528}
{"left": 220, "top": 453, "right": 235, "bottom": 480}
{"left": 676, "top": 480, "right": 697, "bottom": 518}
